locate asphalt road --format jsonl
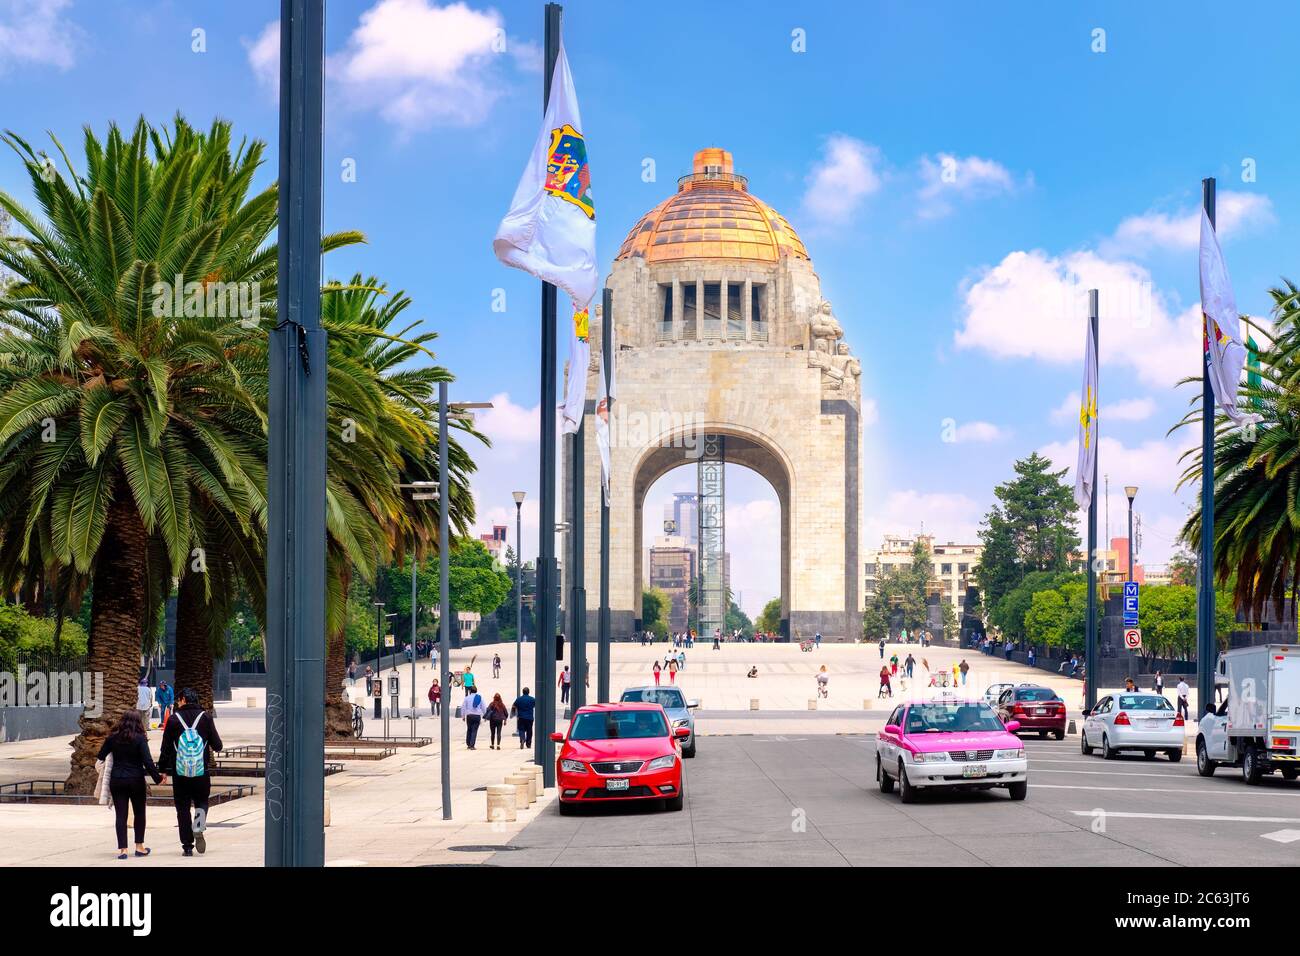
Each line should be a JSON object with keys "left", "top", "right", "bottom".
{"left": 486, "top": 734, "right": 1300, "bottom": 866}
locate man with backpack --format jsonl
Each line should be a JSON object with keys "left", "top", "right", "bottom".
{"left": 159, "top": 687, "right": 223, "bottom": 857}
{"left": 462, "top": 685, "right": 486, "bottom": 750}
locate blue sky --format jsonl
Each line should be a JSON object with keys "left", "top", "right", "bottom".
{"left": 1, "top": 0, "right": 1296, "bottom": 616}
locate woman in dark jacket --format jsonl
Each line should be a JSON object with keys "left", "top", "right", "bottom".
{"left": 97, "top": 709, "right": 165, "bottom": 859}
{"left": 485, "top": 693, "right": 510, "bottom": 750}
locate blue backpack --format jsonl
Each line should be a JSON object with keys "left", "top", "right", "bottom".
{"left": 175, "top": 711, "right": 206, "bottom": 778}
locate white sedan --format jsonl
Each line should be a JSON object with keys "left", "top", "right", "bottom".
{"left": 1080, "top": 692, "right": 1185, "bottom": 761}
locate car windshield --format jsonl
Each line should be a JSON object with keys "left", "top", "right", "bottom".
{"left": 569, "top": 709, "right": 668, "bottom": 740}
{"left": 905, "top": 702, "right": 1005, "bottom": 734}
{"left": 1016, "top": 688, "right": 1059, "bottom": 702}
{"left": 1118, "top": 695, "right": 1173, "bottom": 711}
{"left": 621, "top": 689, "right": 686, "bottom": 709}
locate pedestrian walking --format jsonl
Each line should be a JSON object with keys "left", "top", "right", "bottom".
{"left": 1176, "top": 678, "right": 1190, "bottom": 719}
{"left": 154, "top": 680, "right": 174, "bottom": 730}
{"left": 713, "top": 633, "right": 720, "bottom": 650}
{"left": 904, "top": 653, "right": 915, "bottom": 678}
{"left": 879, "top": 637, "right": 886, "bottom": 659}
{"left": 959, "top": 658, "right": 970, "bottom": 685}
{"left": 512, "top": 687, "right": 536, "bottom": 748}
{"left": 889, "top": 652, "right": 899, "bottom": 676}
{"left": 428, "top": 678, "right": 441, "bottom": 716}
{"left": 492, "top": 653, "right": 502, "bottom": 679}
{"left": 952, "top": 662, "right": 960, "bottom": 685}
{"left": 1027, "top": 647, "right": 1036, "bottom": 668}
{"left": 485, "top": 693, "right": 509, "bottom": 749}
{"left": 558, "top": 665, "right": 571, "bottom": 704}
{"left": 97, "top": 709, "right": 164, "bottom": 860}
{"left": 652, "top": 660, "right": 662, "bottom": 685}
{"left": 666, "top": 656, "right": 679, "bottom": 684}
{"left": 816, "top": 665, "right": 829, "bottom": 699}
{"left": 348, "top": 661, "right": 357, "bottom": 686}
{"left": 814, "top": 631, "right": 822, "bottom": 649}
{"left": 1154, "top": 670, "right": 1164, "bottom": 696}
{"left": 677, "top": 649, "right": 686, "bottom": 671}
{"left": 1124, "top": 676, "right": 1138, "bottom": 692}
{"left": 135, "top": 677, "right": 152, "bottom": 727}
{"left": 878, "top": 666, "right": 892, "bottom": 698}
{"left": 159, "top": 688, "right": 223, "bottom": 857}
{"left": 463, "top": 665, "right": 476, "bottom": 698}
{"left": 462, "top": 686, "right": 486, "bottom": 749}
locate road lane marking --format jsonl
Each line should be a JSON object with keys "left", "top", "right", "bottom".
{"left": 1070, "top": 810, "right": 1300, "bottom": 824}
{"left": 1261, "top": 829, "right": 1300, "bottom": 843}
{"left": 1035, "top": 783, "right": 1272, "bottom": 796}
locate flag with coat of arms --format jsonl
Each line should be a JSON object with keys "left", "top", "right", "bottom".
{"left": 1199, "top": 209, "right": 1261, "bottom": 428}
{"left": 492, "top": 40, "right": 597, "bottom": 434}
{"left": 1074, "top": 313, "right": 1098, "bottom": 512}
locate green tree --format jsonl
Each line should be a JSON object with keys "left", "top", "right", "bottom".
{"left": 642, "top": 587, "right": 670, "bottom": 637}
{"left": 725, "top": 600, "right": 752, "bottom": 637}
{"left": 975, "top": 453, "right": 1080, "bottom": 614}
{"left": 1024, "top": 588, "right": 1067, "bottom": 648}
{"left": 755, "top": 597, "right": 782, "bottom": 634}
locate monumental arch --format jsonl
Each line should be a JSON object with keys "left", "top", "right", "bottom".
{"left": 568, "top": 148, "right": 863, "bottom": 641}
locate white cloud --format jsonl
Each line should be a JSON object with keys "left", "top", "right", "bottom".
{"left": 953, "top": 420, "right": 1007, "bottom": 443}
{"left": 474, "top": 391, "right": 538, "bottom": 444}
{"left": 861, "top": 397, "right": 880, "bottom": 427}
{"left": 1050, "top": 392, "right": 1155, "bottom": 424}
{"left": 0, "top": 0, "right": 76, "bottom": 72}
{"left": 801, "top": 135, "right": 883, "bottom": 227}
{"left": 1103, "top": 191, "right": 1274, "bottom": 257}
{"left": 244, "top": 20, "right": 279, "bottom": 96}
{"left": 954, "top": 247, "right": 1201, "bottom": 389}
{"left": 863, "top": 490, "right": 984, "bottom": 548}
{"left": 917, "top": 153, "right": 1018, "bottom": 219}
{"left": 330, "top": 0, "right": 525, "bottom": 132}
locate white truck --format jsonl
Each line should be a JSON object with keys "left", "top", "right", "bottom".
{"left": 1196, "top": 644, "right": 1300, "bottom": 784}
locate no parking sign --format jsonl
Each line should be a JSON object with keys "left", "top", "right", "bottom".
{"left": 1123, "top": 627, "right": 1142, "bottom": 650}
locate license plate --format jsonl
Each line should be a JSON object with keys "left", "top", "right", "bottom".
{"left": 605, "top": 778, "right": 630, "bottom": 791}
{"left": 1035, "top": 708, "right": 1048, "bottom": 715}
{"left": 962, "top": 765, "right": 988, "bottom": 778}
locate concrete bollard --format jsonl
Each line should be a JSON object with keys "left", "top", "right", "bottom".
{"left": 247, "top": 697, "right": 257, "bottom": 708}
{"left": 807, "top": 699, "right": 817, "bottom": 711}
{"left": 864, "top": 699, "right": 871, "bottom": 710}
{"left": 1183, "top": 734, "right": 1194, "bottom": 755}
{"left": 750, "top": 698, "right": 760, "bottom": 711}
{"left": 522, "top": 763, "right": 547, "bottom": 794}
{"left": 324, "top": 791, "right": 331, "bottom": 828}
{"left": 486, "top": 784, "right": 517, "bottom": 823}
{"left": 1067, "top": 719, "right": 1077, "bottom": 735}
{"left": 503, "top": 774, "right": 532, "bottom": 809}
{"left": 511, "top": 770, "right": 538, "bottom": 805}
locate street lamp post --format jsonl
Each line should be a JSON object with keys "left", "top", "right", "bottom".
{"left": 1125, "top": 486, "right": 1138, "bottom": 583}
{"left": 513, "top": 491, "right": 526, "bottom": 700}
{"left": 372, "top": 602, "right": 385, "bottom": 720}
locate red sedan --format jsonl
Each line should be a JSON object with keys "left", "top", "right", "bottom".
{"left": 995, "top": 685, "right": 1068, "bottom": 739}
{"left": 551, "top": 703, "right": 689, "bottom": 814}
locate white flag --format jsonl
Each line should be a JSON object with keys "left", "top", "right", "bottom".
{"left": 560, "top": 303, "right": 589, "bottom": 435}
{"left": 1074, "top": 315, "right": 1098, "bottom": 511}
{"left": 492, "top": 40, "right": 597, "bottom": 310}
{"left": 595, "top": 323, "right": 616, "bottom": 506}
{"left": 1199, "top": 209, "right": 1261, "bottom": 427}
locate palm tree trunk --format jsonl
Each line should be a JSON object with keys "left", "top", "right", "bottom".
{"left": 325, "top": 565, "right": 354, "bottom": 739}
{"left": 65, "top": 496, "right": 150, "bottom": 794}
{"left": 174, "top": 572, "right": 215, "bottom": 711}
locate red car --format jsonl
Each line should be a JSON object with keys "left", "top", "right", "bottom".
{"left": 550, "top": 703, "right": 689, "bottom": 814}
{"left": 995, "top": 685, "right": 1067, "bottom": 739}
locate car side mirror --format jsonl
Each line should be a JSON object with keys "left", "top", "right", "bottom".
{"left": 1004, "top": 720, "right": 1021, "bottom": 733}
{"left": 686, "top": 699, "right": 699, "bottom": 709}
{"left": 883, "top": 724, "right": 900, "bottom": 736}
{"left": 674, "top": 726, "right": 691, "bottom": 738}
{"left": 549, "top": 732, "right": 564, "bottom": 743}
{"left": 1080, "top": 708, "right": 1090, "bottom": 717}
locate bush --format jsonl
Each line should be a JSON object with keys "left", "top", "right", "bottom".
{"left": 0, "top": 603, "right": 88, "bottom": 668}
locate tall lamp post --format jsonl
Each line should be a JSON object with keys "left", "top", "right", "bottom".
{"left": 513, "top": 491, "right": 526, "bottom": 699}
{"left": 1125, "top": 486, "right": 1138, "bottom": 583}
{"left": 397, "top": 482, "right": 439, "bottom": 739}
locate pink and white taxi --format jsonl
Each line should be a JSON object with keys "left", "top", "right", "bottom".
{"left": 876, "top": 695, "right": 1028, "bottom": 803}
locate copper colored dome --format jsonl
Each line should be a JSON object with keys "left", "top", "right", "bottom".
{"left": 615, "top": 148, "right": 809, "bottom": 264}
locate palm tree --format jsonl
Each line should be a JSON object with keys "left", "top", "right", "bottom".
{"left": 1178, "top": 281, "right": 1300, "bottom": 623}
{"left": 0, "top": 116, "right": 361, "bottom": 789}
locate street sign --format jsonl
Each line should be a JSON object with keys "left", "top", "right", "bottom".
{"left": 384, "top": 634, "right": 395, "bottom": 648}
{"left": 1123, "top": 627, "right": 1142, "bottom": 650}
{"left": 1123, "top": 581, "right": 1139, "bottom": 626}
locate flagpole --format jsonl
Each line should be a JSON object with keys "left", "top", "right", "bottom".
{"left": 598, "top": 287, "right": 613, "bottom": 703}
{"left": 569, "top": 379, "right": 586, "bottom": 715}
{"left": 1085, "top": 289, "right": 1099, "bottom": 713}
{"left": 535, "top": 1, "right": 563, "bottom": 785}
{"left": 1198, "top": 177, "right": 1217, "bottom": 718}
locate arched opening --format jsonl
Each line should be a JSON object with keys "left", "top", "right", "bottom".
{"left": 631, "top": 428, "right": 792, "bottom": 638}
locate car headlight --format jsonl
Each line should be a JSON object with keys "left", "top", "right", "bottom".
{"left": 647, "top": 754, "right": 677, "bottom": 771}
{"left": 673, "top": 718, "right": 691, "bottom": 729}
{"left": 994, "top": 748, "right": 1024, "bottom": 760}
{"left": 910, "top": 751, "right": 948, "bottom": 763}
{"left": 559, "top": 759, "right": 587, "bottom": 774}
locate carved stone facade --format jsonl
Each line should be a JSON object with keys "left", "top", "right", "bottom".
{"left": 567, "top": 148, "right": 863, "bottom": 640}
